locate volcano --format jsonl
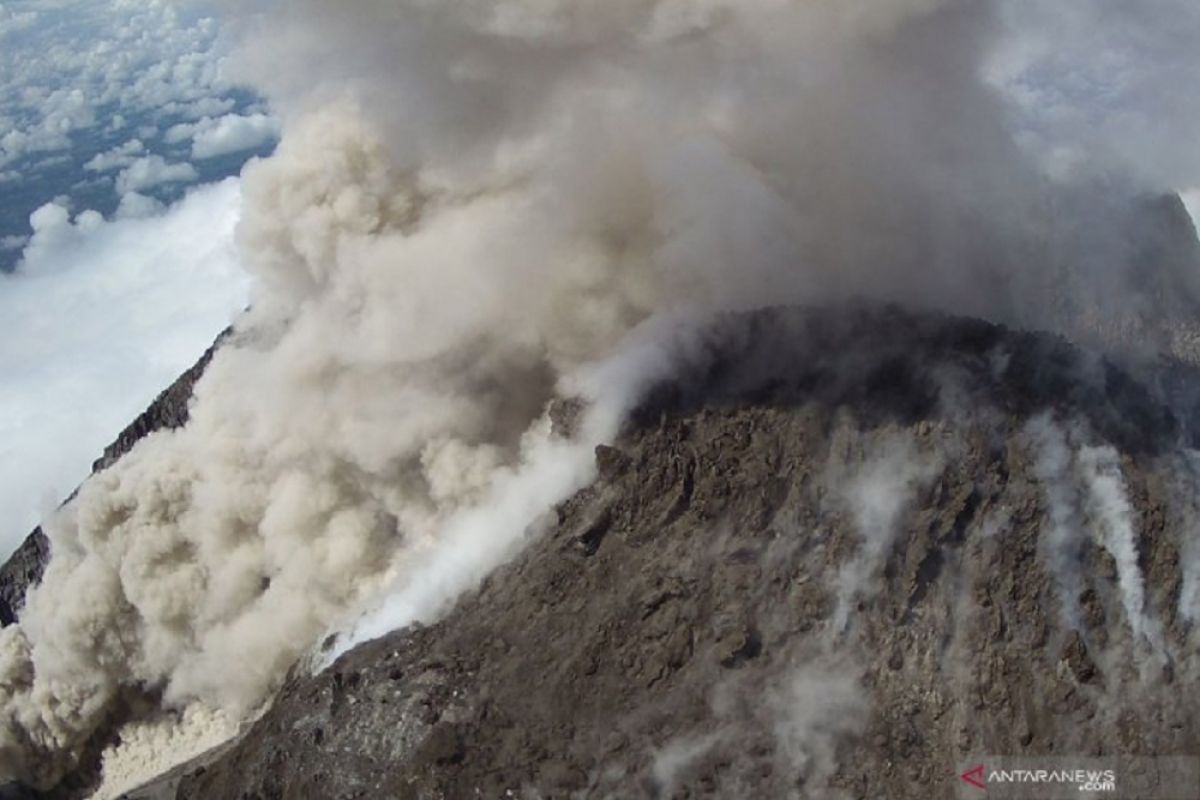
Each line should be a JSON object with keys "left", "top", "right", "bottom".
{"left": 4, "top": 2, "right": 1200, "bottom": 796}
{"left": 166, "top": 305, "right": 1200, "bottom": 800}
{"left": 7, "top": 302, "right": 1200, "bottom": 798}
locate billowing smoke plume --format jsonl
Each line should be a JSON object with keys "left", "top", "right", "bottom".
{"left": 2, "top": 0, "right": 1199, "bottom": 788}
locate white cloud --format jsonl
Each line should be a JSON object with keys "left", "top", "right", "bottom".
{"left": 17, "top": 202, "right": 108, "bottom": 272}
{"left": 0, "top": 8, "right": 38, "bottom": 40}
{"left": 0, "top": 127, "right": 70, "bottom": 168}
{"left": 19, "top": 202, "right": 77, "bottom": 270}
{"left": 83, "top": 138, "right": 146, "bottom": 172}
{"left": 114, "top": 190, "right": 165, "bottom": 220}
{"left": 190, "top": 113, "right": 279, "bottom": 159}
{"left": 161, "top": 96, "right": 236, "bottom": 121}
{"left": 0, "top": 179, "right": 251, "bottom": 556}
{"left": 115, "top": 154, "right": 199, "bottom": 195}
{"left": 0, "top": 0, "right": 241, "bottom": 171}
{"left": 0, "top": 84, "right": 96, "bottom": 167}
{"left": 164, "top": 120, "right": 201, "bottom": 145}
{"left": 163, "top": 113, "right": 279, "bottom": 159}
{"left": 0, "top": 233, "right": 28, "bottom": 252}
{"left": 31, "top": 153, "right": 71, "bottom": 172}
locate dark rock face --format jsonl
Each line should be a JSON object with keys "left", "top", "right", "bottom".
{"left": 0, "top": 331, "right": 227, "bottom": 628}
{"left": 175, "top": 307, "right": 1200, "bottom": 800}
{"left": 0, "top": 532, "right": 47, "bottom": 628}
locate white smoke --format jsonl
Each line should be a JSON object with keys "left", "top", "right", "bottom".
{"left": 769, "top": 661, "right": 868, "bottom": 795}
{"left": 1076, "top": 444, "right": 1158, "bottom": 648}
{"left": 1025, "top": 414, "right": 1088, "bottom": 630}
{"left": 328, "top": 393, "right": 608, "bottom": 663}
{"left": 2, "top": 0, "right": 1199, "bottom": 789}
{"left": 1176, "top": 451, "right": 1200, "bottom": 626}
{"left": 1026, "top": 417, "right": 1162, "bottom": 649}
{"left": 650, "top": 732, "right": 725, "bottom": 796}
{"left": 331, "top": 311, "right": 715, "bottom": 661}
{"left": 650, "top": 651, "right": 866, "bottom": 796}
{"left": 830, "top": 429, "right": 942, "bottom": 633}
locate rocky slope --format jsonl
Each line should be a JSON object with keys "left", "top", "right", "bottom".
{"left": 162, "top": 306, "right": 1200, "bottom": 799}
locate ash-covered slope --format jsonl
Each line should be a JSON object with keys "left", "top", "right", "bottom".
{"left": 174, "top": 306, "right": 1200, "bottom": 799}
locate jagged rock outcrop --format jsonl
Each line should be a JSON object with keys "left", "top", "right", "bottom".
{"left": 0, "top": 534, "right": 47, "bottom": 629}
{"left": 171, "top": 307, "right": 1200, "bottom": 799}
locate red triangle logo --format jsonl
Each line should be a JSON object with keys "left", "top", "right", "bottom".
{"left": 961, "top": 764, "right": 986, "bottom": 790}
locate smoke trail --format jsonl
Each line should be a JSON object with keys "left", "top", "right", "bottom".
{"left": 1025, "top": 415, "right": 1088, "bottom": 630}
{"left": 769, "top": 661, "right": 867, "bottom": 793}
{"left": 2, "top": 0, "right": 1200, "bottom": 788}
{"left": 650, "top": 732, "right": 726, "bottom": 796}
{"left": 1076, "top": 445, "right": 1156, "bottom": 647}
{"left": 830, "top": 431, "right": 942, "bottom": 633}
{"left": 1176, "top": 451, "right": 1200, "bottom": 626}
{"left": 1026, "top": 418, "right": 1162, "bottom": 648}
{"left": 328, "top": 310, "right": 716, "bottom": 661}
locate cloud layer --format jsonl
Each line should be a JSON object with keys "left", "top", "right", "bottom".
{"left": 0, "top": 0, "right": 229, "bottom": 171}
{"left": 0, "top": 179, "right": 251, "bottom": 557}
{"left": 189, "top": 113, "right": 280, "bottom": 159}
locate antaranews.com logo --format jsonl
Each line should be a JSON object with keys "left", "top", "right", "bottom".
{"left": 960, "top": 763, "right": 1115, "bottom": 793}
{"left": 956, "top": 756, "right": 1198, "bottom": 799}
